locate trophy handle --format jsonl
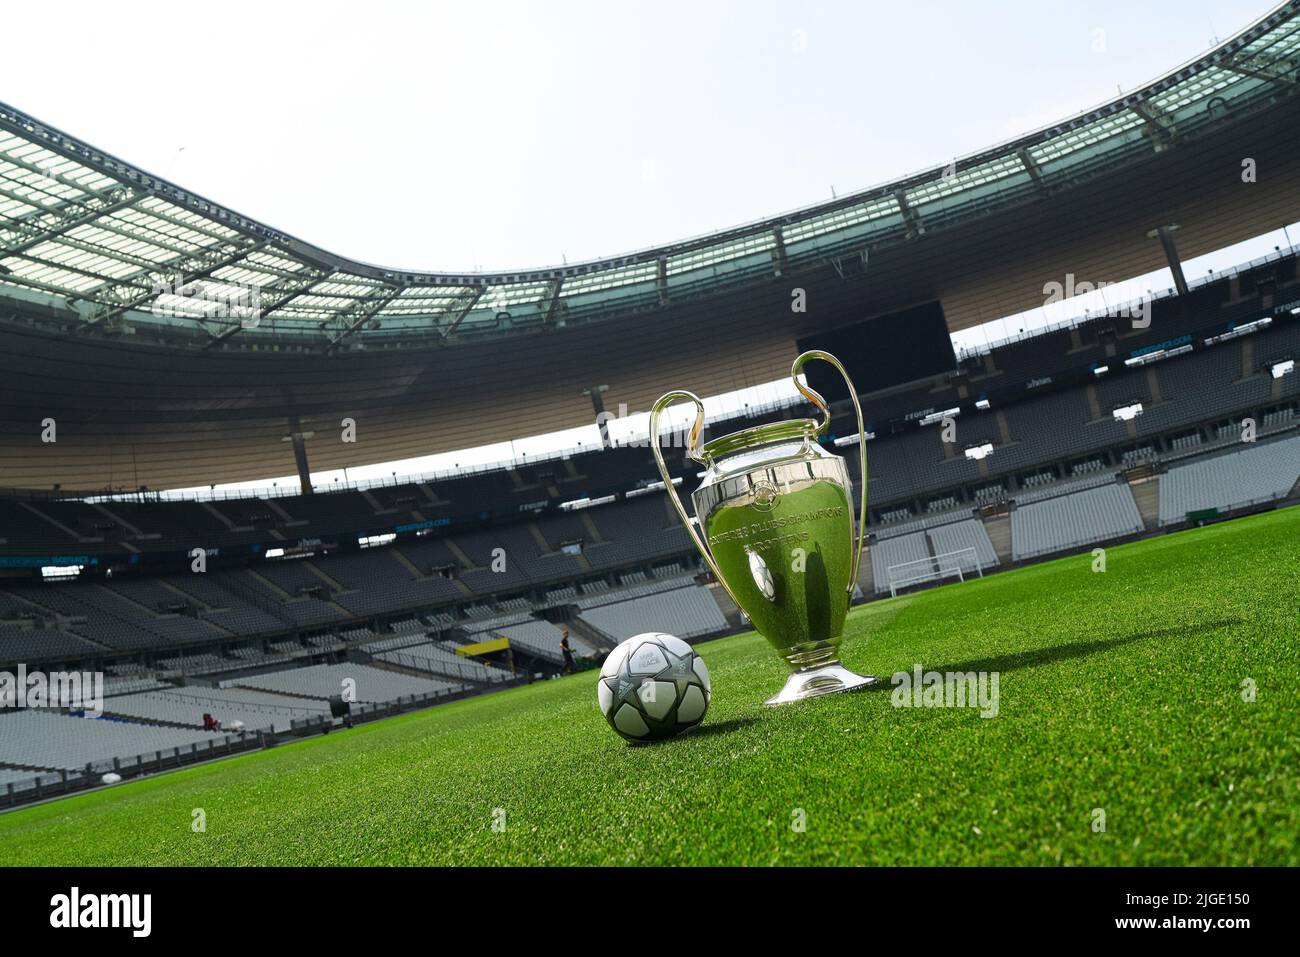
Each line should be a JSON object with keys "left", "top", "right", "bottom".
{"left": 649, "top": 391, "right": 742, "bottom": 607}
{"left": 791, "top": 350, "right": 868, "bottom": 597}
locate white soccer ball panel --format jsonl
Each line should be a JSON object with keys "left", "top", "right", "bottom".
{"left": 676, "top": 684, "right": 707, "bottom": 724}
{"left": 639, "top": 680, "right": 677, "bottom": 720}
{"left": 613, "top": 703, "right": 650, "bottom": 739}
{"left": 600, "top": 641, "right": 632, "bottom": 679}
{"left": 656, "top": 634, "right": 694, "bottom": 658}
{"left": 692, "top": 656, "right": 711, "bottom": 692}
{"left": 627, "top": 641, "right": 669, "bottom": 676}
{"left": 597, "top": 678, "right": 614, "bottom": 715}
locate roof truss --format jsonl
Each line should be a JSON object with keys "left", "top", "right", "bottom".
{"left": 0, "top": 1, "right": 1297, "bottom": 345}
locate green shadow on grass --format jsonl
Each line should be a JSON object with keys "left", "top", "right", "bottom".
{"left": 628, "top": 716, "right": 762, "bottom": 746}
{"left": 681, "top": 716, "right": 761, "bottom": 739}
{"left": 866, "top": 616, "right": 1245, "bottom": 687}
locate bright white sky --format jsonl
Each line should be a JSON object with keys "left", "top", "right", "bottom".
{"left": 0, "top": 0, "right": 1276, "bottom": 272}
{"left": 8, "top": 0, "right": 1287, "bottom": 495}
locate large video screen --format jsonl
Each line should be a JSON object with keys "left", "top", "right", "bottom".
{"left": 796, "top": 301, "right": 956, "bottom": 403}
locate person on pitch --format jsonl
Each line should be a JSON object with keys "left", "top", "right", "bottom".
{"left": 560, "top": 627, "right": 576, "bottom": 674}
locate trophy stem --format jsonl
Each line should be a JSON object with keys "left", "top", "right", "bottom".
{"left": 764, "top": 661, "right": 878, "bottom": 707}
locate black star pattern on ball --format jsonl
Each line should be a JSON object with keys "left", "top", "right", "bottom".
{"left": 612, "top": 660, "right": 639, "bottom": 703}
{"left": 658, "top": 648, "right": 699, "bottom": 697}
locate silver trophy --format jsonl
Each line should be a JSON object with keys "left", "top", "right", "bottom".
{"left": 650, "top": 350, "right": 876, "bottom": 705}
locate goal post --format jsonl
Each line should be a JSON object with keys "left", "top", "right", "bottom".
{"left": 886, "top": 547, "right": 984, "bottom": 598}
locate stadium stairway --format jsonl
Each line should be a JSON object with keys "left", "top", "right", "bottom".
{"left": 18, "top": 501, "right": 82, "bottom": 542}
{"left": 1128, "top": 476, "right": 1161, "bottom": 531}
{"left": 417, "top": 483, "right": 447, "bottom": 506}
{"left": 304, "top": 562, "right": 345, "bottom": 592}
{"left": 981, "top": 513, "right": 1013, "bottom": 564}
{"left": 442, "top": 539, "right": 477, "bottom": 570}
{"left": 94, "top": 582, "right": 159, "bottom": 617}
{"left": 157, "top": 579, "right": 220, "bottom": 617}
{"left": 1084, "top": 384, "right": 1103, "bottom": 420}
{"left": 92, "top": 584, "right": 223, "bottom": 643}
{"left": 707, "top": 582, "right": 742, "bottom": 628}
{"left": 262, "top": 498, "right": 296, "bottom": 523}
{"left": 564, "top": 615, "right": 617, "bottom": 653}
{"left": 98, "top": 705, "right": 203, "bottom": 733}
{"left": 389, "top": 548, "right": 426, "bottom": 579}
{"left": 200, "top": 502, "right": 237, "bottom": 531}
{"left": 579, "top": 513, "right": 605, "bottom": 542}
{"left": 246, "top": 568, "right": 293, "bottom": 601}
{"left": 525, "top": 523, "right": 551, "bottom": 553}
{"left": 218, "top": 573, "right": 297, "bottom": 629}
{"left": 856, "top": 547, "right": 874, "bottom": 598}
{"left": 90, "top": 502, "right": 144, "bottom": 538}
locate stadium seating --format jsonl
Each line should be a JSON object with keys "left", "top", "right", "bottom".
{"left": 869, "top": 517, "right": 998, "bottom": 594}
{"left": 0, "top": 624, "right": 99, "bottom": 661}
{"left": 928, "top": 520, "right": 1000, "bottom": 573}
{"left": 229, "top": 662, "right": 465, "bottom": 702}
{"left": 0, "top": 710, "right": 233, "bottom": 772}
{"left": 869, "top": 532, "right": 929, "bottom": 594}
{"left": 1011, "top": 482, "right": 1144, "bottom": 560}
{"left": 1014, "top": 470, "right": 1119, "bottom": 504}
{"left": 577, "top": 574, "right": 699, "bottom": 608}
{"left": 1157, "top": 436, "right": 1300, "bottom": 525}
{"left": 463, "top": 616, "right": 571, "bottom": 664}
{"left": 372, "top": 642, "right": 512, "bottom": 684}
{"left": 583, "top": 496, "right": 692, "bottom": 569}
{"left": 102, "top": 688, "right": 324, "bottom": 734}
{"left": 578, "top": 584, "right": 728, "bottom": 641}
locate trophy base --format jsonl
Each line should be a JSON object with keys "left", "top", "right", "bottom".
{"left": 764, "top": 661, "right": 878, "bottom": 706}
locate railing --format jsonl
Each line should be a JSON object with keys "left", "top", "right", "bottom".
{"left": 0, "top": 679, "right": 530, "bottom": 810}
{"left": 568, "top": 617, "right": 620, "bottom": 653}
{"left": 1, "top": 726, "right": 272, "bottom": 809}
{"left": 0, "top": 401, "right": 802, "bottom": 507}
{"left": 1157, "top": 421, "right": 1299, "bottom": 469}
{"left": 107, "top": 688, "right": 322, "bottom": 719}
{"left": 953, "top": 241, "right": 1300, "bottom": 361}
{"left": 215, "top": 572, "right": 297, "bottom": 627}
{"left": 352, "top": 643, "right": 506, "bottom": 685}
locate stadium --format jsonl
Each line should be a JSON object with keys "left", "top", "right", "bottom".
{"left": 0, "top": 0, "right": 1297, "bottom": 891}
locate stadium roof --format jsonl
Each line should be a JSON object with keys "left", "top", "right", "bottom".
{"left": 3, "top": 1, "right": 1300, "bottom": 351}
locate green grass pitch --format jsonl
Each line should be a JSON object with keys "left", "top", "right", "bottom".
{"left": 1, "top": 506, "right": 1296, "bottom": 866}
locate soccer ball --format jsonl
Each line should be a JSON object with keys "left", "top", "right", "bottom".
{"left": 597, "top": 633, "right": 711, "bottom": 742}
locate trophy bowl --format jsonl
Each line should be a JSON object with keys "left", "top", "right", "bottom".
{"left": 650, "top": 350, "right": 877, "bottom": 706}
